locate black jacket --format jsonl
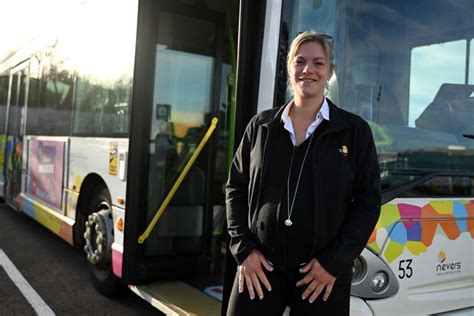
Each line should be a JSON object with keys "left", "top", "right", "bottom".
{"left": 225, "top": 99, "right": 381, "bottom": 277}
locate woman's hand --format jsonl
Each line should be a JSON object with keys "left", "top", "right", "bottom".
{"left": 296, "top": 258, "right": 336, "bottom": 303}
{"left": 238, "top": 249, "right": 273, "bottom": 300}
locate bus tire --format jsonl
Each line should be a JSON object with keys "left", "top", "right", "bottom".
{"left": 83, "top": 185, "right": 122, "bottom": 297}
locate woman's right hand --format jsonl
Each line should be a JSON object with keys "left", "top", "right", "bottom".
{"left": 238, "top": 249, "right": 273, "bottom": 300}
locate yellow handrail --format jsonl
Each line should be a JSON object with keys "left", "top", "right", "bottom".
{"left": 138, "top": 117, "right": 219, "bottom": 244}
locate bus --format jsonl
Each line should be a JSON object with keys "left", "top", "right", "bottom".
{"left": 0, "top": 0, "right": 473, "bottom": 315}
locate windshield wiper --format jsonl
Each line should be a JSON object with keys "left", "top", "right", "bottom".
{"left": 382, "top": 170, "right": 474, "bottom": 204}
{"left": 463, "top": 134, "right": 474, "bottom": 139}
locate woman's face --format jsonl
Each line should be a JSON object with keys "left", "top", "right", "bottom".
{"left": 290, "top": 41, "right": 333, "bottom": 100}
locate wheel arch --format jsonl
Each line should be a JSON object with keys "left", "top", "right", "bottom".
{"left": 73, "top": 173, "right": 111, "bottom": 249}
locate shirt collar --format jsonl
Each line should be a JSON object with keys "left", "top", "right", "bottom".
{"left": 281, "top": 97, "right": 330, "bottom": 144}
{"left": 281, "top": 97, "right": 330, "bottom": 123}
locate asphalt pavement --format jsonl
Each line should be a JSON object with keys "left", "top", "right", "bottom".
{"left": 0, "top": 202, "right": 161, "bottom": 315}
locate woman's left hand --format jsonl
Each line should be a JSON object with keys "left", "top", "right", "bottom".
{"left": 296, "top": 258, "right": 336, "bottom": 303}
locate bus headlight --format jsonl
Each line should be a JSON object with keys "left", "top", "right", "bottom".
{"left": 351, "top": 248, "right": 399, "bottom": 299}
{"left": 352, "top": 257, "right": 366, "bottom": 282}
{"left": 371, "top": 271, "right": 388, "bottom": 293}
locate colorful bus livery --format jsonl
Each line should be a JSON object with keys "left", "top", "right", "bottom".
{"left": 369, "top": 200, "right": 474, "bottom": 262}
{"left": 17, "top": 194, "right": 74, "bottom": 245}
{"left": 353, "top": 200, "right": 474, "bottom": 315}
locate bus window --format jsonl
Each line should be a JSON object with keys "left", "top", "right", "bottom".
{"left": 409, "top": 40, "right": 466, "bottom": 127}
{"left": 71, "top": 0, "right": 136, "bottom": 136}
{"left": 27, "top": 56, "right": 41, "bottom": 132}
{"left": 26, "top": 53, "right": 75, "bottom": 136}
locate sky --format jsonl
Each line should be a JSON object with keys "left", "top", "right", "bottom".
{"left": 0, "top": 0, "right": 84, "bottom": 63}
{"left": 0, "top": 0, "right": 137, "bottom": 79}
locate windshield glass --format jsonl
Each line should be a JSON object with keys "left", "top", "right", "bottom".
{"left": 285, "top": 0, "right": 474, "bottom": 191}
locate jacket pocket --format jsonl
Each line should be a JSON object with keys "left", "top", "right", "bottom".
{"left": 256, "top": 219, "right": 276, "bottom": 253}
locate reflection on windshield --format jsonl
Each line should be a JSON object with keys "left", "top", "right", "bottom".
{"left": 287, "top": 0, "right": 474, "bottom": 191}
{"left": 409, "top": 40, "right": 466, "bottom": 128}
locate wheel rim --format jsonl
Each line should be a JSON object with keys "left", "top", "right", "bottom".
{"left": 83, "top": 202, "right": 113, "bottom": 266}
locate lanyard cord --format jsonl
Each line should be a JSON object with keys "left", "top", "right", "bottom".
{"left": 285, "top": 131, "right": 315, "bottom": 227}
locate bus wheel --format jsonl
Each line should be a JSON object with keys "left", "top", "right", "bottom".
{"left": 83, "top": 188, "right": 121, "bottom": 297}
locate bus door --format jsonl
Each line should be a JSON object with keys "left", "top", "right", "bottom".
{"left": 4, "top": 63, "right": 28, "bottom": 207}
{"left": 123, "top": 0, "right": 238, "bottom": 312}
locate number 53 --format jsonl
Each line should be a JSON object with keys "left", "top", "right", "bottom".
{"left": 398, "top": 259, "right": 413, "bottom": 279}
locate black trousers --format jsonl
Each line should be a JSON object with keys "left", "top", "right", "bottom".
{"left": 226, "top": 266, "right": 351, "bottom": 316}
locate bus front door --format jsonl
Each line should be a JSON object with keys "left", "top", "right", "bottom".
{"left": 123, "top": 0, "right": 239, "bottom": 314}
{"left": 4, "top": 65, "right": 28, "bottom": 208}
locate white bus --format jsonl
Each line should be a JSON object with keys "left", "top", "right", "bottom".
{"left": 0, "top": 0, "right": 472, "bottom": 315}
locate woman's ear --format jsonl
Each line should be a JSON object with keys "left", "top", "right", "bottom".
{"left": 329, "top": 65, "right": 335, "bottom": 79}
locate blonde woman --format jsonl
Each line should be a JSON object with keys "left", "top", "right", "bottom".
{"left": 226, "top": 31, "right": 381, "bottom": 315}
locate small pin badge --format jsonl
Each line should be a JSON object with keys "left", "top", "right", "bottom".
{"left": 339, "top": 145, "right": 348, "bottom": 157}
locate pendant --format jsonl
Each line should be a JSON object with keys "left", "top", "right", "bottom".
{"left": 284, "top": 219, "right": 293, "bottom": 226}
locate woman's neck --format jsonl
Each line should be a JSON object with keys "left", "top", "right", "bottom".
{"left": 291, "top": 94, "right": 324, "bottom": 122}
{"left": 289, "top": 95, "right": 324, "bottom": 146}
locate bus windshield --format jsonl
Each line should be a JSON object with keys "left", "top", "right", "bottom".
{"left": 284, "top": 0, "right": 474, "bottom": 193}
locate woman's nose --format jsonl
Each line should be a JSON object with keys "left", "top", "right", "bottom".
{"left": 302, "top": 63, "right": 314, "bottom": 74}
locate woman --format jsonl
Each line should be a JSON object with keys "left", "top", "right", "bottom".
{"left": 225, "top": 31, "right": 381, "bottom": 315}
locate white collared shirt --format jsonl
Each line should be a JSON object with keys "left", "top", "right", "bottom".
{"left": 281, "top": 97, "right": 330, "bottom": 145}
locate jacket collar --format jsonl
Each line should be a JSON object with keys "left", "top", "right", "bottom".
{"left": 256, "top": 98, "right": 351, "bottom": 134}
{"left": 255, "top": 100, "right": 289, "bottom": 127}
{"left": 324, "top": 99, "right": 351, "bottom": 134}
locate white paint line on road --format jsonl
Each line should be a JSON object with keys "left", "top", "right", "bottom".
{"left": 0, "top": 249, "right": 55, "bottom": 316}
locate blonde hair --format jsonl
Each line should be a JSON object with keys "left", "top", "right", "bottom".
{"left": 286, "top": 30, "right": 334, "bottom": 95}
